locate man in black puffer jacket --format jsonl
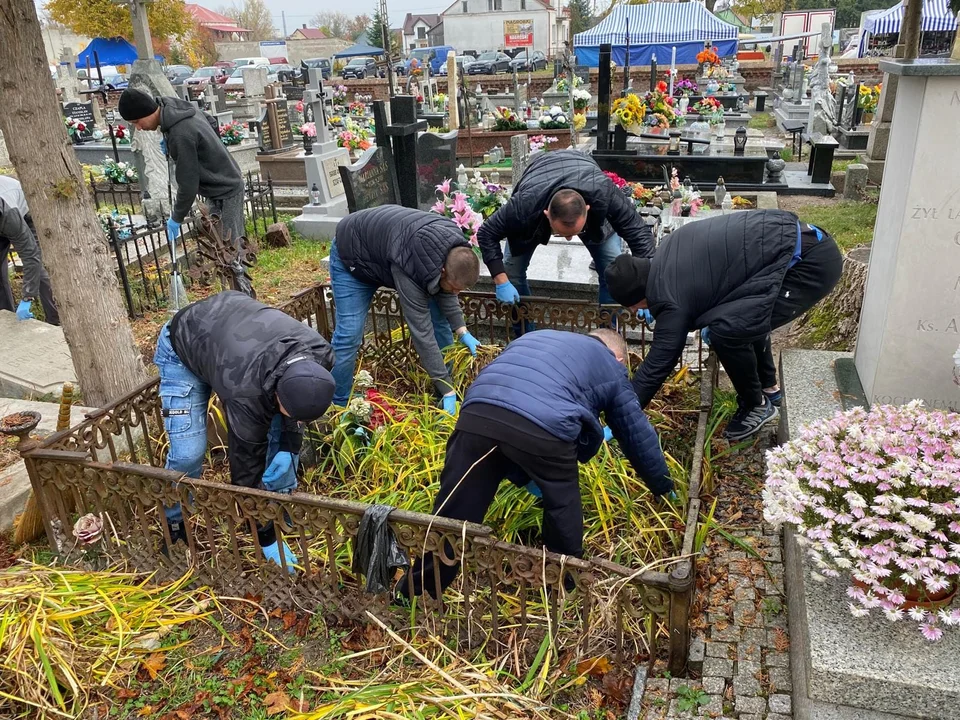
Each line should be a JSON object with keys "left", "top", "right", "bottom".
{"left": 118, "top": 89, "right": 245, "bottom": 246}
{"left": 398, "top": 328, "right": 673, "bottom": 600}
{"left": 476, "top": 150, "right": 655, "bottom": 313}
{"left": 605, "top": 210, "right": 843, "bottom": 441}
{"left": 155, "top": 291, "right": 335, "bottom": 570}
{"left": 330, "top": 206, "right": 482, "bottom": 412}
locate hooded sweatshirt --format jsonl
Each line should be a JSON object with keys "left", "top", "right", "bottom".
{"left": 160, "top": 96, "right": 244, "bottom": 223}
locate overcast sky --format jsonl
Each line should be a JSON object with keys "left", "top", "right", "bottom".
{"left": 263, "top": 0, "right": 452, "bottom": 34}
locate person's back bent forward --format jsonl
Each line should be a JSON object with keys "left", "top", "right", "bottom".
{"left": 398, "top": 328, "right": 674, "bottom": 600}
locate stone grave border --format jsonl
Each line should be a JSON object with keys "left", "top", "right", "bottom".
{"left": 17, "top": 285, "right": 714, "bottom": 674}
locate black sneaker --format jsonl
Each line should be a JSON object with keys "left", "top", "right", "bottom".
{"left": 764, "top": 388, "right": 783, "bottom": 407}
{"left": 724, "top": 397, "right": 779, "bottom": 441}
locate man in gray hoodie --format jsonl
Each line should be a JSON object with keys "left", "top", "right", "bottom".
{"left": 118, "top": 88, "right": 245, "bottom": 245}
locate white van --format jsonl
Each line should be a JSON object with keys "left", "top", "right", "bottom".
{"left": 232, "top": 57, "right": 270, "bottom": 68}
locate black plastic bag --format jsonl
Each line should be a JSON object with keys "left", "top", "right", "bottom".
{"left": 352, "top": 504, "right": 410, "bottom": 594}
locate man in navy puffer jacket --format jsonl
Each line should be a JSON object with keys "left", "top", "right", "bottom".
{"left": 399, "top": 328, "right": 673, "bottom": 599}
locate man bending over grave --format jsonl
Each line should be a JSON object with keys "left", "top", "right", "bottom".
{"left": 329, "top": 206, "right": 482, "bottom": 414}
{"left": 154, "top": 291, "right": 335, "bottom": 570}
{"left": 397, "top": 328, "right": 673, "bottom": 600}
{"left": 117, "top": 88, "right": 245, "bottom": 246}
{"left": 605, "top": 209, "right": 843, "bottom": 441}
{"left": 476, "top": 150, "right": 655, "bottom": 315}
{"left": 0, "top": 176, "right": 59, "bottom": 325}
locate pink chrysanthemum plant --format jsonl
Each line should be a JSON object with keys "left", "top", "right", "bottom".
{"left": 763, "top": 400, "right": 960, "bottom": 641}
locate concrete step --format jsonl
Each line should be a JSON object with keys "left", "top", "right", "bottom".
{"left": 0, "top": 311, "right": 77, "bottom": 399}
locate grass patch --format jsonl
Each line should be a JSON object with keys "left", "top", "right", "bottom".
{"left": 747, "top": 112, "right": 776, "bottom": 130}
{"left": 780, "top": 147, "right": 794, "bottom": 162}
{"left": 795, "top": 200, "right": 878, "bottom": 250}
{"left": 831, "top": 157, "right": 864, "bottom": 174}
{"left": 250, "top": 236, "right": 328, "bottom": 306}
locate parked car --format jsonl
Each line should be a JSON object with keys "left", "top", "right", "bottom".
{"left": 100, "top": 74, "right": 128, "bottom": 89}
{"left": 466, "top": 51, "right": 511, "bottom": 75}
{"left": 165, "top": 64, "right": 194, "bottom": 86}
{"left": 223, "top": 67, "right": 246, "bottom": 91}
{"left": 437, "top": 55, "right": 474, "bottom": 76}
{"left": 232, "top": 56, "right": 271, "bottom": 68}
{"left": 302, "top": 57, "right": 332, "bottom": 80}
{"left": 509, "top": 49, "right": 547, "bottom": 72}
{"left": 273, "top": 64, "right": 298, "bottom": 82}
{"left": 341, "top": 56, "right": 377, "bottom": 79}
{"left": 185, "top": 66, "right": 221, "bottom": 96}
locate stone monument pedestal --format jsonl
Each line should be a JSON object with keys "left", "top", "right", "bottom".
{"left": 854, "top": 59, "right": 960, "bottom": 412}
{"left": 292, "top": 139, "right": 350, "bottom": 239}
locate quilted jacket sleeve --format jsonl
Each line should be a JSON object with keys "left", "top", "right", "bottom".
{"left": 631, "top": 308, "right": 690, "bottom": 408}
{"left": 476, "top": 198, "right": 520, "bottom": 278}
{"left": 604, "top": 380, "right": 673, "bottom": 497}
{"left": 606, "top": 187, "right": 656, "bottom": 258}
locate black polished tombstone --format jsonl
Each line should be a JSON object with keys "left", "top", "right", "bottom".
{"left": 416, "top": 130, "right": 458, "bottom": 210}
{"left": 596, "top": 44, "right": 613, "bottom": 151}
{"left": 338, "top": 146, "right": 400, "bottom": 213}
{"left": 385, "top": 95, "right": 428, "bottom": 209}
{"left": 807, "top": 136, "right": 839, "bottom": 185}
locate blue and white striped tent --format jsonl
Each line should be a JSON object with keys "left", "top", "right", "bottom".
{"left": 858, "top": 0, "right": 957, "bottom": 56}
{"left": 574, "top": 3, "right": 739, "bottom": 68}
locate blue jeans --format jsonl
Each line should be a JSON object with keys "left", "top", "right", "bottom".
{"left": 154, "top": 323, "right": 285, "bottom": 525}
{"left": 329, "top": 240, "right": 453, "bottom": 405}
{"left": 503, "top": 232, "right": 623, "bottom": 335}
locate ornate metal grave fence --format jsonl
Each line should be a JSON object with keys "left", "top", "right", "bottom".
{"left": 20, "top": 287, "right": 713, "bottom": 673}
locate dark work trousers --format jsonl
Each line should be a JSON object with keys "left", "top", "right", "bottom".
{"left": 400, "top": 428, "right": 581, "bottom": 599}
{"left": 711, "top": 233, "right": 843, "bottom": 407}
{"left": 0, "top": 236, "right": 60, "bottom": 326}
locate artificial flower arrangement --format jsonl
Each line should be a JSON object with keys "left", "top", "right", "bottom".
{"left": 555, "top": 75, "right": 583, "bottom": 92}
{"left": 696, "top": 47, "right": 720, "bottom": 67}
{"left": 604, "top": 171, "right": 658, "bottom": 209}
{"left": 109, "top": 124, "right": 131, "bottom": 144}
{"left": 433, "top": 93, "right": 447, "bottom": 111}
{"left": 704, "top": 64, "right": 730, "bottom": 80}
{"left": 529, "top": 134, "right": 558, "bottom": 153}
{"left": 337, "top": 119, "right": 372, "bottom": 152}
{"left": 691, "top": 96, "right": 723, "bottom": 117}
{"left": 611, "top": 93, "right": 646, "bottom": 130}
{"left": 764, "top": 401, "right": 960, "bottom": 641}
{"left": 668, "top": 168, "right": 704, "bottom": 215}
{"left": 219, "top": 121, "right": 245, "bottom": 146}
{"left": 858, "top": 84, "right": 882, "bottom": 114}
{"left": 572, "top": 87, "right": 591, "bottom": 112}
{"left": 644, "top": 81, "right": 679, "bottom": 127}
{"left": 463, "top": 170, "right": 510, "bottom": 219}
{"left": 64, "top": 116, "right": 87, "bottom": 138}
{"left": 430, "top": 179, "right": 484, "bottom": 248}
{"left": 538, "top": 106, "right": 569, "bottom": 130}
{"left": 348, "top": 100, "right": 367, "bottom": 116}
{"left": 673, "top": 78, "right": 698, "bottom": 96}
{"left": 493, "top": 106, "right": 527, "bottom": 131}
{"left": 332, "top": 84, "right": 348, "bottom": 105}
{"left": 329, "top": 115, "right": 344, "bottom": 126}
{"left": 295, "top": 100, "right": 305, "bottom": 114}
{"left": 101, "top": 159, "right": 138, "bottom": 184}
{"left": 573, "top": 112, "right": 586, "bottom": 132}
{"left": 337, "top": 371, "right": 405, "bottom": 444}
{"left": 299, "top": 122, "right": 317, "bottom": 138}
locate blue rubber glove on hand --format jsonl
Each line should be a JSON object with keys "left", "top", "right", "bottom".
{"left": 459, "top": 331, "right": 481, "bottom": 356}
{"left": 495, "top": 281, "right": 521, "bottom": 304}
{"left": 261, "top": 540, "right": 298, "bottom": 574}
{"left": 441, "top": 394, "right": 458, "bottom": 416}
{"left": 637, "top": 309, "right": 655, "bottom": 327}
{"left": 700, "top": 327, "right": 712, "bottom": 346}
{"left": 166, "top": 218, "right": 181, "bottom": 242}
{"left": 602, "top": 426, "right": 614, "bottom": 442}
{"left": 523, "top": 480, "right": 542, "bottom": 498}
{"left": 262, "top": 451, "right": 298, "bottom": 493}
{"left": 15, "top": 299, "right": 34, "bottom": 321}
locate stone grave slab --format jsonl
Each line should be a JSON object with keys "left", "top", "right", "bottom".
{"left": 0, "top": 397, "right": 96, "bottom": 533}
{"left": 780, "top": 349, "right": 960, "bottom": 720}
{"left": 0, "top": 311, "right": 77, "bottom": 399}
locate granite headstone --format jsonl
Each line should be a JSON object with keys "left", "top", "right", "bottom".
{"left": 416, "top": 130, "right": 458, "bottom": 210}
{"left": 339, "top": 146, "right": 399, "bottom": 212}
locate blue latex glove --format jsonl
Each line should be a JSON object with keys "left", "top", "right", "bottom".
{"left": 602, "top": 425, "right": 614, "bottom": 442}
{"left": 441, "top": 394, "right": 458, "bottom": 416}
{"left": 459, "top": 331, "right": 481, "bottom": 356}
{"left": 15, "top": 299, "right": 34, "bottom": 321}
{"left": 261, "top": 540, "right": 298, "bottom": 574}
{"left": 523, "top": 480, "right": 542, "bottom": 498}
{"left": 166, "top": 217, "right": 181, "bottom": 242}
{"left": 262, "top": 451, "right": 298, "bottom": 493}
{"left": 637, "top": 309, "right": 655, "bottom": 327}
{"left": 160, "top": 137, "right": 167, "bottom": 156}
{"left": 495, "top": 281, "right": 521, "bottom": 304}
{"left": 700, "top": 327, "right": 712, "bottom": 346}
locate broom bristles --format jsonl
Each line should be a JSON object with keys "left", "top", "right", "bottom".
{"left": 13, "top": 383, "right": 74, "bottom": 545}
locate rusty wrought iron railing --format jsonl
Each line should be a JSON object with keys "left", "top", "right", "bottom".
{"left": 21, "top": 287, "right": 713, "bottom": 672}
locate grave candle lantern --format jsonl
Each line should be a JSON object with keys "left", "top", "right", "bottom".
{"left": 734, "top": 126, "right": 747, "bottom": 155}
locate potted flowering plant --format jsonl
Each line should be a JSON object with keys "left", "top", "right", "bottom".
{"left": 673, "top": 78, "right": 698, "bottom": 97}
{"left": 764, "top": 401, "right": 960, "bottom": 641}
{"left": 572, "top": 88, "right": 591, "bottom": 113}
{"left": 64, "top": 116, "right": 87, "bottom": 143}
{"left": 611, "top": 94, "right": 646, "bottom": 134}
{"left": 529, "top": 134, "right": 558, "bottom": 153}
{"left": 430, "top": 180, "right": 483, "bottom": 253}
{"left": 858, "top": 83, "right": 881, "bottom": 123}
{"left": 101, "top": 159, "right": 137, "bottom": 184}
{"left": 219, "top": 121, "right": 245, "bottom": 146}
{"left": 332, "top": 84, "right": 348, "bottom": 105}
{"left": 538, "top": 106, "right": 569, "bottom": 130}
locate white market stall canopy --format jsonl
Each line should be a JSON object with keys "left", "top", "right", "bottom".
{"left": 858, "top": 0, "right": 957, "bottom": 55}
{"left": 574, "top": 3, "right": 739, "bottom": 67}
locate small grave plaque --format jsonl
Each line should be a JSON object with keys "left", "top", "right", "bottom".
{"left": 62, "top": 101, "right": 95, "bottom": 127}
{"left": 416, "top": 130, "right": 458, "bottom": 210}
{"left": 339, "top": 146, "right": 399, "bottom": 212}
{"left": 282, "top": 84, "right": 304, "bottom": 101}
{"left": 256, "top": 110, "right": 272, "bottom": 151}
{"left": 274, "top": 102, "right": 293, "bottom": 147}
{"left": 322, "top": 155, "right": 348, "bottom": 199}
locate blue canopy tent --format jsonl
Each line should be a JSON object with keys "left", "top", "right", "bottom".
{"left": 75, "top": 37, "right": 163, "bottom": 68}
{"left": 857, "top": 0, "right": 957, "bottom": 57}
{"left": 333, "top": 42, "right": 387, "bottom": 58}
{"left": 574, "top": 4, "right": 739, "bottom": 67}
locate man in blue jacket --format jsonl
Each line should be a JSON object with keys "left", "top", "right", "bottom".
{"left": 399, "top": 328, "right": 673, "bottom": 599}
